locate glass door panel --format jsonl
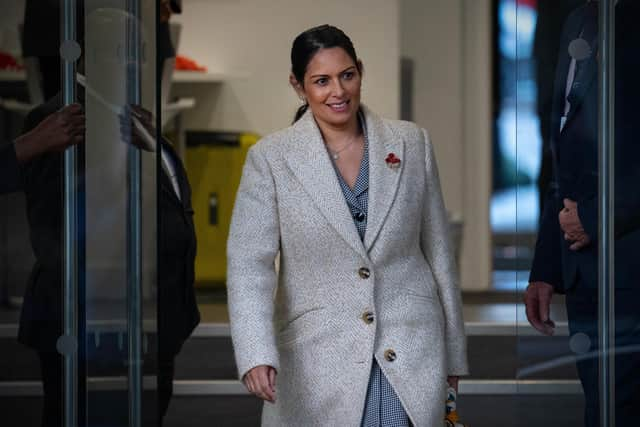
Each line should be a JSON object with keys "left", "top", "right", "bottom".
{"left": 516, "top": 1, "right": 590, "bottom": 425}
{"left": 515, "top": 1, "right": 639, "bottom": 425}
{"left": 83, "top": 0, "right": 157, "bottom": 425}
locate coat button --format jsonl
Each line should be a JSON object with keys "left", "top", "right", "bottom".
{"left": 358, "top": 267, "right": 371, "bottom": 279}
{"left": 362, "top": 311, "right": 375, "bottom": 324}
{"left": 384, "top": 349, "right": 397, "bottom": 362}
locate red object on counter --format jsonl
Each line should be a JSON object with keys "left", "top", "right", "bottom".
{"left": 175, "top": 55, "right": 207, "bottom": 72}
{"left": 0, "top": 51, "right": 23, "bottom": 71}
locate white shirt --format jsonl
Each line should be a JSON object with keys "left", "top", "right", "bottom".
{"left": 560, "top": 56, "right": 577, "bottom": 133}
{"left": 161, "top": 147, "right": 181, "bottom": 200}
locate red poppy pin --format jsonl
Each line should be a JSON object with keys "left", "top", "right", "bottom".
{"left": 385, "top": 152, "right": 401, "bottom": 169}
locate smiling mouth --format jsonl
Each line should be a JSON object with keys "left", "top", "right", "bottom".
{"left": 327, "top": 100, "right": 350, "bottom": 111}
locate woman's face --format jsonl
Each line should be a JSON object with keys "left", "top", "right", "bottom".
{"left": 293, "top": 47, "right": 362, "bottom": 129}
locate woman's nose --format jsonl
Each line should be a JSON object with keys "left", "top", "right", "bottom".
{"left": 331, "top": 79, "right": 346, "bottom": 96}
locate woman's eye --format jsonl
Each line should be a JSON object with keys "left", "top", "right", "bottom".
{"left": 315, "top": 78, "right": 328, "bottom": 86}
{"left": 343, "top": 72, "right": 354, "bottom": 79}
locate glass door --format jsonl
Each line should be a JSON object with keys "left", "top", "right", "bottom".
{"left": 81, "top": 0, "right": 158, "bottom": 425}
{"left": 514, "top": 0, "right": 583, "bottom": 422}
{"left": 515, "top": 0, "right": 639, "bottom": 425}
{"left": 0, "top": 1, "right": 158, "bottom": 425}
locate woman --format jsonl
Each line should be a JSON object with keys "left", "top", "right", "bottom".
{"left": 227, "top": 24, "right": 468, "bottom": 427}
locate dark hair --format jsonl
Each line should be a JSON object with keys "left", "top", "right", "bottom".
{"left": 291, "top": 25, "right": 361, "bottom": 123}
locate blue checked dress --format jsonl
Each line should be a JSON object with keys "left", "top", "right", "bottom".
{"left": 329, "top": 116, "right": 412, "bottom": 427}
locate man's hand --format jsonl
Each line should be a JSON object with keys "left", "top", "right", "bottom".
{"left": 14, "top": 103, "right": 85, "bottom": 164}
{"left": 524, "top": 282, "right": 555, "bottom": 335}
{"left": 559, "top": 198, "right": 591, "bottom": 251}
{"left": 243, "top": 365, "right": 277, "bottom": 403}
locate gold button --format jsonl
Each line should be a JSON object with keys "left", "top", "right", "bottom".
{"left": 358, "top": 267, "right": 371, "bottom": 279}
{"left": 384, "top": 349, "right": 397, "bottom": 362}
{"left": 362, "top": 311, "right": 375, "bottom": 324}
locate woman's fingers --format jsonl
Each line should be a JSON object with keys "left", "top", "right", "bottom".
{"left": 244, "top": 366, "right": 276, "bottom": 402}
{"left": 255, "top": 367, "right": 275, "bottom": 402}
{"left": 243, "top": 372, "right": 255, "bottom": 394}
{"left": 256, "top": 389, "right": 271, "bottom": 402}
{"left": 268, "top": 367, "right": 277, "bottom": 392}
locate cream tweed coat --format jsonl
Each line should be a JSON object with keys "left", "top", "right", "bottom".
{"left": 227, "top": 106, "right": 469, "bottom": 427}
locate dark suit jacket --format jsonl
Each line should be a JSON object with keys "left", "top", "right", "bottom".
{"left": 18, "top": 94, "right": 200, "bottom": 357}
{"left": 534, "top": 0, "right": 585, "bottom": 158}
{"left": 158, "top": 141, "right": 200, "bottom": 358}
{"left": 18, "top": 94, "right": 72, "bottom": 351}
{"left": 0, "top": 143, "right": 22, "bottom": 195}
{"left": 530, "top": 1, "right": 640, "bottom": 292}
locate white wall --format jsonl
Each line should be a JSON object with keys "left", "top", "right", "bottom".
{"left": 401, "top": 0, "right": 493, "bottom": 291}
{"left": 401, "top": 0, "right": 465, "bottom": 215}
{"left": 0, "top": 0, "right": 24, "bottom": 27}
{"left": 1, "top": 0, "right": 493, "bottom": 291}
{"left": 175, "top": 0, "right": 492, "bottom": 290}
{"left": 171, "top": 0, "right": 400, "bottom": 135}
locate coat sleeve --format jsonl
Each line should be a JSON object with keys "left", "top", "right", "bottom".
{"left": 529, "top": 187, "right": 564, "bottom": 292}
{"left": 227, "top": 145, "right": 281, "bottom": 380}
{"left": 0, "top": 102, "right": 44, "bottom": 195}
{"left": 419, "top": 129, "right": 469, "bottom": 376}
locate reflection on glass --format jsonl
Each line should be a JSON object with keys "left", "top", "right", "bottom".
{"left": 524, "top": 1, "right": 640, "bottom": 425}
{"left": 492, "top": 0, "right": 542, "bottom": 294}
{"left": 492, "top": 0, "right": 540, "bottom": 235}
{"left": 2, "top": 1, "right": 159, "bottom": 425}
{"left": 84, "top": 1, "right": 157, "bottom": 425}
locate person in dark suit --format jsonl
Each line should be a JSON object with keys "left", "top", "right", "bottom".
{"left": 127, "top": 104, "right": 201, "bottom": 421}
{"left": 533, "top": 0, "right": 585, "bottom": 216}
{"left": 0, "top": 104, "right": 84, "bottom": 195}
{"left": 525, "top": 1, "right": 640, "bottom": 425}
{"left": 18, "top": 94, "right": 200, "bottom": 426}
{"left": 159, "top": 0, "right": 182, "bottom": 64}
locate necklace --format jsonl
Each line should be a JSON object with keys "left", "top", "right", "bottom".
{"left": 327, "top": 135, "right": 358, "bottom": 160}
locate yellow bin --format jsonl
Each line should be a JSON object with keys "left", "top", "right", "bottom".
{"left": 185, "top": 131, "right": 259, "bottom": 288}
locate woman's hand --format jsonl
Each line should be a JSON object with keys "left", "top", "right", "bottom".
{"left": 243, "top": 365, "right": 277, "bottom": 403}
{"left": 447, "top": 376, "right": 460, "bottom": 393}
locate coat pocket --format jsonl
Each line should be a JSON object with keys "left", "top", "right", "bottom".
{"left": 402, "top": 286, "right": 438, "bottom": 302}
{"left": 276, "top": 306, "right": 328, "bottom": 348}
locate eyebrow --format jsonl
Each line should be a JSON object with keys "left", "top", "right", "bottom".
{"left": 309, "top": 66, "right": 357, "bottom": 79}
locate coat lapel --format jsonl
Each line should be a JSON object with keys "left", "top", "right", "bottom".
{"left": 564, "top": 57, "right": 597, "bottom": 130}
{"left": 284, "top": 109, "right": 369, "bottom": 260}
{"left": 161, "top": 141, "right": 195, "bottom": 217}
{"left": 362, "top": 107, "right": 404, "bottom": 251}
